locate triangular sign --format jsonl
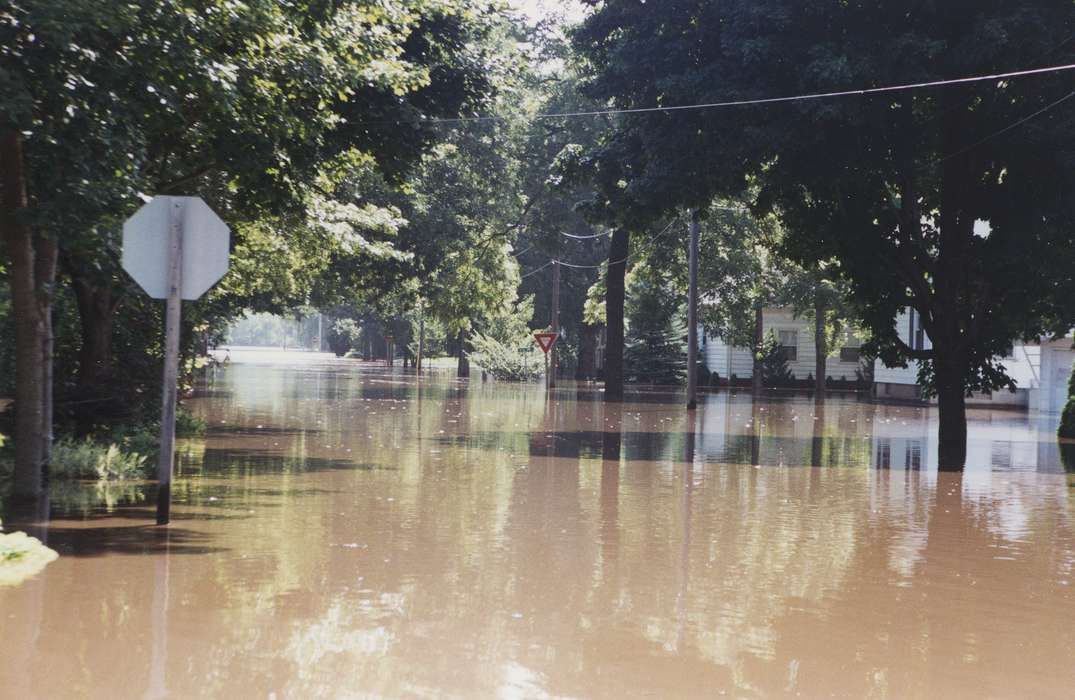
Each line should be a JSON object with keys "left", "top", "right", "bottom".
{"left": 534, "top": 332, "right": 559, "bottom": 354}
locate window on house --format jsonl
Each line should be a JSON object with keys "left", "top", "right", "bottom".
{"left": 778, "top": 329, "right": 798, "bottom": 361}
{"left": 840, "top": 347, "right": 861, "bottom": 363}
{"left": 905, "top": 441, "right": 922, "bottom": 470}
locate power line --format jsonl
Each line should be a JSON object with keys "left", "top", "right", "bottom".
{"left": 520, "top": 260, "right": 554, "bottom": 279}
{"left": 521, "top": 216, "right": 682, "bottom": 277}
{"left": 557, "top": 217, "right": 680, "bottom": 269}
{"left": 422, "top": 62, "right": 1075, "bottom": 124}
{"left": 941, "top": 89, "right": 1075, "bottom": 161}
{"left": 561, "top": 230, "right": 612, "bottom": 240}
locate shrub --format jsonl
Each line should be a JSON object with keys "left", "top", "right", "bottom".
{"left": 175, "top": 408, "right": 207, "bottom": 437}
{"left": 1061, "top": 443, "right": 1075, "bottom": 473}
{"left": 624, "top": 262, "right": 687, "bottom": 385}
{"left": 468, "top": 333, "right": 544, "bottom": 382}
{"left": 758, "top": 332, "right": 794, "bottom": 387}
{"left": 50, "top": 438, "right": 148, "bottom": 481}
{"left": 1059, "top": 360, "right": 1075, "bottom": 440}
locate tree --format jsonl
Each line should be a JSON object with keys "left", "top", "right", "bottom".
{"left": 696, "top": 204, "right": 787, "bottom": 393}
{"left": 623, "top": 261, "right": 686, "bottom": 385}
{"left": 572, "top": 0, "right": 1075, "bottom": 468}
{"left": 512, "top": 37, "right": 610, "bottom": 380}
{"left": 1, "top": 0, "right": 501, "bottom": 495}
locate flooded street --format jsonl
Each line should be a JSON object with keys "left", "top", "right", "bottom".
{"left": 3, "top": 351, "right": 1074, "bottom": 698}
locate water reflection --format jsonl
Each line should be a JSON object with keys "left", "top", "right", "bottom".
{"left": 1, "top": 354, "right": 1074, "bottom": 698}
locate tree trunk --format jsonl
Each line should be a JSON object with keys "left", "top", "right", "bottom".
{"left": 603, "top": 229, "right": 630, "bottom": 401}
{"left": 1, "top": 130, "right": 45, "bottom": 499}
{"left": 70, "top": 274, "right": 115, "bottom": 390}
{"left": 457, "top": 328, "right": 470, "bottom": 378}
{"left": 751, "top": 305, "right": 764, "bottom": 395}
{"left": 814, "top": 291, "right": 827, "bottom": 394}
{"left": 932, "top": 91, "right": 974, "bottom": 472}
{"left": 36, "top": 237, "right": 56, "bottom": 466}
{"left": 935, "top": 359, "right": 968, "bottom": 471}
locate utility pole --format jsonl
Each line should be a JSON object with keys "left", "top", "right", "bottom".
{"left": 686, "top": 209, "right": 700, "bottom": 410}
{"left": 550, "top": 259, "right": 561, "bottom": 388}
{"left": 417, "top": 307, "right": 425, "bottom": 374}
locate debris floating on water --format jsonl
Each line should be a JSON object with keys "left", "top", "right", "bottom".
{"left": 0, "top": 530, "right": 59, "bottom": 587}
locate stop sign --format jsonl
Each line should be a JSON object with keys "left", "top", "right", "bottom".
{"left": 121, "top": 196, "right": 230, "bottom": 300}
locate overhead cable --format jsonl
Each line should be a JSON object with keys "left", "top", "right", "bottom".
{"left": 941, "top": 89, "right": 1075, "bottom": 161}
{"left": 421, "top": 62, "right": 1075, "bottom": 124}
{"left": 561, "top": 230, "right": 613, "bottom": 240}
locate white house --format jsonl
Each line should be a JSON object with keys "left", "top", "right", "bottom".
{"left": 703, "top": 307, "right": 866, "bottom": 383}
{"left": 873, "top": 308, "right": 1074, "bottom": 413}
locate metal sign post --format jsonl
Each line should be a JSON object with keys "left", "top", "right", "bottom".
{"left": 534, "top": 332, "right": 560, "bottom": 395}
{"left": 122, "top": 195, "right": 230, "bottom": 525}
{"left": 156, "top": 199, "right": 184, "bottom": 525}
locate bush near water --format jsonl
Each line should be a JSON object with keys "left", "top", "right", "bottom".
{"left": 1059, "top": 360, "right": 1075, "bottom": 440}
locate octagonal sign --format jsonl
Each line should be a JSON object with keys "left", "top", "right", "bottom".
{"left": 122, "top": 196, "right": 230, "bottom": 300}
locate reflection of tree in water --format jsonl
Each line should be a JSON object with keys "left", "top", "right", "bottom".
{"left": 577, "top": 461, "right": 1075, "bottom": 697}
{"left": 11, "top": 363, "right": 1075, "bottom": 698}
{"left": 743, "top": 469, "right": 1075, "bottom": 697}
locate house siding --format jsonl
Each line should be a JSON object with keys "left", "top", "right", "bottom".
{"left": 703, "top": 307, "right": 865, "bottom": 381}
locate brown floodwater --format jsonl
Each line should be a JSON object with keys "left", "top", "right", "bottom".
{"left": 2, "top": 349, "right": 1074, "bottom": 699}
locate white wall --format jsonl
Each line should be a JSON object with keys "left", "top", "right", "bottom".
{"left": 1038, "top": 336, "right": 1075, "bottom": 414}
{"left": 873, "top": 308, "right": 925, "bottom": 386}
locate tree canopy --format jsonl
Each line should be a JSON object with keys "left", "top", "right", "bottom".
{"left": 572, "top": 0, "right": 1075, "bottom": 464}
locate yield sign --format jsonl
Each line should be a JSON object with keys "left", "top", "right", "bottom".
{"left": 534, "top": 332, "right": 559, "bottom": 354}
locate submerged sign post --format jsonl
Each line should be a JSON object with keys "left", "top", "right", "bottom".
{"left": 122, "top": 196, "right": 230, "bottom": 525}
{"left": 533, "top": 332, "right": 559, "bottom": 391}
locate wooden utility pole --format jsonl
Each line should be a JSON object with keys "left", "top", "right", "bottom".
{"left": 156, "top": 199, "right": 184, "bottom": 525}
{"left": 550, "top": 260, "right": 561, "bottom": 388}
{"left": 686, "top": 210, "right": 700, "bottom": 410}
{"left": 603, "top": 229, "right": 630, "bottom": 401}
{"left": 417, "top": 310, "right": 425, "bottom": 373}
{"left": 814, "top": 290, "right": 827, "bottom": 394}
{"left": 752, "top": 305, "right": 764, "bottom": 396}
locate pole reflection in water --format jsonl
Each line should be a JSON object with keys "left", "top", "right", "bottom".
{"left": 144, "top": 527, "right": 171, "bottom": 700}
{"left": 1, "top": 351, "right": 1073, "bottom": 698}
{"left": 811, "top": 396, "right": 825, "bottom": 468}
{"left": 675, "top": 409, "right": 697, "bottom": 653}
